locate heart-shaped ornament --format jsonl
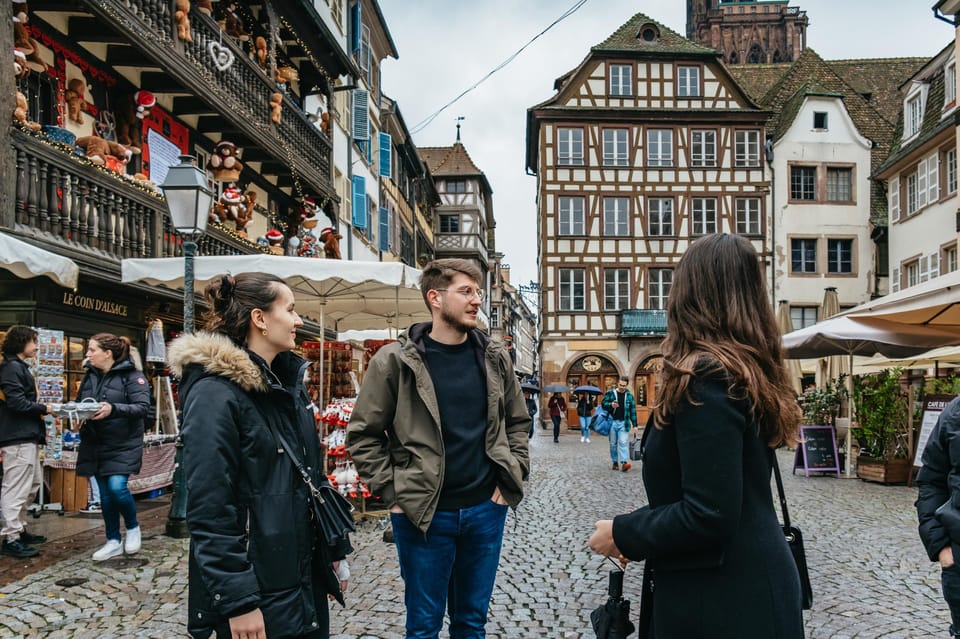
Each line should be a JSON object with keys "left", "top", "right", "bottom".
{"left": 207, "top": 41, "right": 234, "bottom": 72}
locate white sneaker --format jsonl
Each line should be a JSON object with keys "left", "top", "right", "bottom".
{"left": 586, "top": 438, "right": 591, "bottom": 443}
{"left": 124, "top": 526, "right": 141, "bottom": 554}
{"left": 92, "top": 539, "right": 123, "bottom": 561}
{"left": 580, "top": 436, "right": 585, "bottom": 442}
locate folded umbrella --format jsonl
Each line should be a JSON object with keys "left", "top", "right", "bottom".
{"left": 591, "top": 568, "right": 636, "bottom": 639}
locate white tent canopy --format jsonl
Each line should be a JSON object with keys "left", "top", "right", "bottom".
{"left": 0, "top": 232, "right": 79, "bottom": 289}
{"left": 841, "top": 269, "right": 960, "bottom": 327}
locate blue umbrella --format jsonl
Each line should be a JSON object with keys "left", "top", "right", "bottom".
{"left": 575, "top": 385, "right": 603, "bottom": 395}
{"left": 543, "top": 383, "right": 570, "bottom": 393}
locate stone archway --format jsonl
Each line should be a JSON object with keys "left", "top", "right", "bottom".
{"left": 565, "top": 354, "right": 620, "bottom": 427}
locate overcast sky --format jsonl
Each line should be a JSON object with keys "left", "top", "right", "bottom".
{"left": 379, "top": 1, "right": 952, "bottom": 288}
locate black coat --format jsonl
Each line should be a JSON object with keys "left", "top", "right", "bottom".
{"left": 0, "top": 355, "right": 47, "bottom": 447}
{"left": 611, "top": 376, "right": 804, "bottom": 639}
{"left": 170, "top": 332, "right": 350, "bottom": 639}
{"left": 75, "top": 358, "right": 151, "bottom": 477}
{"left": 917, "top": 397, "right": 960, "bottom": 561}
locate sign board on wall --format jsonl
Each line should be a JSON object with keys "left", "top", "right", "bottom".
{"left": 142, "top": 105, "right": 190, "bottom": 185}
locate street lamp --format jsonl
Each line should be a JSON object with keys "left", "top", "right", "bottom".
{"left": 160, "top": 155, "right": 213, "bottom": 538}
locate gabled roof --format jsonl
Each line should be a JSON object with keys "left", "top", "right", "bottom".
{"left": 877, "top": 66, "right": 952, "bottom": 176}
{"left": 826, "top": 58, "right": 928, "bottom": 127}
{"left": 420, "top": 143, "right": 492, "bottom": 193}
{"left": 592, "top": 12, "right": 719, "bottom": 57}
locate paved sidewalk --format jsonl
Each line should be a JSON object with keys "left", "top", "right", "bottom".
{"left": 0, "top": 429, "right": 948, "bottom": 638}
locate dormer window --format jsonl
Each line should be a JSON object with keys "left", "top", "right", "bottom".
{"left": 904, "top": 82, "right": 929, "bottom": 141}
{"left": 945, "top": 59, "right": 956, "bottom": 112}
{"left": 638, "top": 24, "right": 660, "bottom": 42}
{"left": 813, "top": 112, "right": 828, "bottom": 130}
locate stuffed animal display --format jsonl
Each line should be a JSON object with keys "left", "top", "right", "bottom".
{"left": 220, "top": 3, "right": 250, "bottom": 41}
{"left": 270, "top": 92, "right": 282, "bottom": 124}
{"left": 12, "top": 50, "right": 40, "bottom": 131}
{"left": 115, "top": 91, "right": 156, "bottom": 150}
{"left": 76, "top": 135, "right": 138, "bottom": 166}
{"left": 265, "top": 228, "right": 284, "bottom": 255}
{"left": 275, "top": 65, "right": 298, "bottom": 86}
{"left": 299, "top": 196, "right": 318, "bottom": 228}
{"left": 319, "top": 227, "right": 343, "bottom": 260}
{"left": 174, "top": 0, "right": 192, "bottom": 42}
{"left": 64, "top": 78, "right": 86, "bottom": 124}
{"left": 207, "top": 140, "right": 243, "bottom": 182}
{"left": 254, "top": 36, "right": 267, "bottom": 69}
{"left": 211, "top": 183, "right": 248, "bottom": 226}
{"left": 234, "top": 190, "right": 255, "bottom": 234}
{"left": 12, "top": 1, "right": 45, "bottom": 72}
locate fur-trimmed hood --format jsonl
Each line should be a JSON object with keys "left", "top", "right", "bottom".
{"left": 168, "top": 332, "right": 269, "bottom": 393}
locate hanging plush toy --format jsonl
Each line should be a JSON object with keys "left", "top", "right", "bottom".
{"left": 270, "top": 92, "right": 282, "bottom": 124}
{"left": 207, "top": 140, "right": 244, "bottom": 182}
{"left": 221, "top": 2, "right": 250, "bottom": 41}
{"left": 235, "top": 190, "right": 255, "bottom": 235}
{"left": 211, "top": 183, "right": 247, "bottom": 225}
{"left": 12, "top": 50, "right": 39, "bottom": 131}
{"left": 115, "top": 91, "right": 155, "bottom": 150}
{"left": 174, "top": 0, "right": 192, "bottom": 42}
{"left": 76, "top": 135, "right": 137, "bottom": 167}
{"left": 64, "top": 78, "right": 86, "bottom": 124}
{"left": 265, "top": 228, "right": 284, "bottom": 255}
{"left": 275, "top": 65, "right": 298, "bottom": 87}
{"left": 254, "top": 36, "right": 267, "bottom": 69}
{"left": 318, "top": 227, "right": 343, "bottom": 260}
{"left": 299, "top": 196, "right": 318, "bottom": 228}
{"left": 12, "top": 1, "right": 45, "bottom": 72}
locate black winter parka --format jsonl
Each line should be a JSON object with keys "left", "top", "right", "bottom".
{"left": 917, "top": 397, "right": 960, "bottom": 561}
{"left": 75, "top": 358, "right": 150, "bottom": 477}
{"left": 169, "top": 332, "right": 350, "bottom": 639}
{"left": 0, "top": 355, "right": 47, "bottom": 447}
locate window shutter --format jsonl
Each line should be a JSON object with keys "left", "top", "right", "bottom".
{"left": 379, "top": 132, "right": 392, "bottom": 178}
{"left": 890, "top": 177, "right": 900, "bottom": 222}
{"left": 352, "top": 175, "right": 366, "bottom": 229}
{"left": 352, "top": 89, "right": 368, "bottom": 141}
{"left": 930, "top": 252, "right": 940, "bottom": 279}
{"left": 920, "top": 255, "right": 929, "bottom": 283}
{"left": 350, "top": 1, "right": 361, "bottom": 54}
{"left": 928, "top": 155, "right": 940, "bottom": 203}
{"left": 379, "top": 207, "right": 389, "bottom": 252}
{"left": 891, "top": 267, "right": 900, "bottom": 293}
{"left": 919, "top": 164, "right": 928, "bottom": 208}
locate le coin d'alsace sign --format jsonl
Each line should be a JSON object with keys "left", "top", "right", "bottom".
{"left": 61, "top": 291, "right": 129, "bottom": 318}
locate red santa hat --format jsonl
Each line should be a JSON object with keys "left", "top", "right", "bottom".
{"left": 222, "top": 184, "right": 243, "bottom": 203}
{"left": 265, "top": 228, "right": 284, "bottom": 245}
{"left": 319, "top": 227, "right": 334, "bottom": 237}
{"left": 134, "top": 91, "right": 156, "bottom": 119}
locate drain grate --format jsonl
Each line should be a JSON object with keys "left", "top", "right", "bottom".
{"left": 54, "top": 577, "right": 88, "bottom": 587}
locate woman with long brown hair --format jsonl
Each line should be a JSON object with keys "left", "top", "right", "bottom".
{"left": 588, "top": 234, "right": 803, "bottom": 638}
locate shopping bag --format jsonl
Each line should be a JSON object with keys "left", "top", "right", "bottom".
{"left": 591, "top": 405, "right": 612, "bottom": 436}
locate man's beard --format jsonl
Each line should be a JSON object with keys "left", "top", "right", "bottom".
{"left": 440, "top": 305, "right": 474, "bottom": 334}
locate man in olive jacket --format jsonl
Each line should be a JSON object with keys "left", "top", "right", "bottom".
{"left": 347, "top": 259, "right": 530, "bottom": 639}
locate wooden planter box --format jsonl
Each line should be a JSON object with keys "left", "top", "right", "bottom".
{"left": 856, "top": 455, "right": 910, "bottom": 485}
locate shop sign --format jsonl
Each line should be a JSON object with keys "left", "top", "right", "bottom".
{"left": 61, "top": 291, "right": 128, "bottom": 317}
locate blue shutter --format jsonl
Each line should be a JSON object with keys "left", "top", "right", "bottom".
{"left": 352, "top": 175, "right": 366, "bottom": 229}
{"left": 350, "top": 2, "right": 361, "bottom": 54}
{"left": 378, "top": 207, "right": 389, "bottom": 252}
{"left": 352, "top": 89, "right": 368, "bottom": 142}
{"left": 378, "top": 132, "right": 392, "bottom": 178}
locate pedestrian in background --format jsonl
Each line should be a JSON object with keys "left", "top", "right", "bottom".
{"left": 75, "top": 333, "right": 151, "bottom": 561}
{"left": 0, "top": 325, "right": 51, "bottom": 558}
{"left": 547, "top": 392, "right": 566, "bottom": 443}
{"left": 916, "top": 396, "right": 960, "bottom": 639}
{"left": 348, "top": 258, "right": 530, "bottom": 639}
{"left": 170, "top": 272, "right": 350, "bottom": 639}
{"left": 601, "top": 376, "right": 636, "bottom": 471}
{"left": 588, "top": 233, "right": 804, "bottom": 638}
{"left": 576, "top": 392, "right": 594, "bottom": 443}
{"left": 525, "top": 391, "right": 538, "bottom": 439}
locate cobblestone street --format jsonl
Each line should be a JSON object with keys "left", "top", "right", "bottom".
{"left": 0, "top": 428, "right": 947, "bottom": 638}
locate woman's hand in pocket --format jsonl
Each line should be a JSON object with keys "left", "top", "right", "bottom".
{"left": 941, "top": 545, "right": 955, "bottom": 569}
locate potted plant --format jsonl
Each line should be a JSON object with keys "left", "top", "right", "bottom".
{"left": 852, "top": 367, "right": 910, "bottom": 484}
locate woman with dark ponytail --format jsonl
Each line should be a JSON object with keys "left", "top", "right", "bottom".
{"left": 169, "top": 272, "right": 351, "bottom": 639}
{"left": 76, "top": 332, "right": 152, "bottom": 561}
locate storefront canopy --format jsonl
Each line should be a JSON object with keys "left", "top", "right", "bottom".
{"left": 840, "top": 269, "right": 960, "bottom": 328}
{"left": 0, "top": 232, "right": 79, "bottom": 289}
{"left": 120, "top": 255, "right": 430, "bottom": 332}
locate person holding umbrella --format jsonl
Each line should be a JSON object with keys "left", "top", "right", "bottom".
{"left": 588, "top": 234, "right": 804, "bottom": 638}
{"left": 576, "top": 391, "right": 596, "bottom": 443}
{"left": 547, "top": 392, "right": 567, "bottom": 443}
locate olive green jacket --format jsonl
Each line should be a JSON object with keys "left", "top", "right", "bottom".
{"left": 346, "top": 323, "right": 530, "bottom": 533}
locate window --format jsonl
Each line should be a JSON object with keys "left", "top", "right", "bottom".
{"left": 559, "top": 268, "right": 586, "bottom": 311}
{"left": 734, "top": 130, "right": 760, "bottom": 167}
{"left": 690, "top": 130, "right": 716, "bottom": 167}
{"left": 603, "top": 197, "right": 630, "bottom": 236}
{"left": 790, "top": 166, "right": 816, "bottom": 200}
{"left": 906, "top": 260, "right": 920, "bottom": 288}
{"left": 947, "top": 60, "right": 956, "bottom": 108}
{"left": 677, "top": 65, "right": 701, "bottom": 97}
{"left": 948, "top": 149, "right": 957, "bottom": 195}
{"left": 906, "top": 93, "right": 923, "bottom": 138}
{"left": 602, "top": 129, "right": 630, "bottom": 166}
{"left": 790, "top": 306, "right": 818, "bottom": 330}
{"left": 490, "top": 307, "right": 499, "bottom": 329}
{"left": 647, "top": 129, "right": 673, "bottom": 167}
{"left": 609, "top": 64, "right": 632, "bottom": 96}
{"left": 604, "top": 269, "right": 630, "bottom": 311}
{"left": 735, "top": 199, "right": 761, "bottom": 235}
{"left": 557, "top": 128, "right": 584, "bottom": 166}
{"left": 648, "top": 268, "right": 672, "bottom": 310}
{"left": 907, "top": 172, "right": 919, "bottom": 214}
{"left": 691, "top": 198, "right": 717, "bottom": 235}
{"left": 647, "top": 198, "right": 674, "bottom": 236}
{"left": 447, "top": 179, "right": 467, "bottom": 193}
{"left": 558, "top": 196, "right": 585, "bottom": 236}
{"left": 439, "top": 214, "right": 459, "bottom": 233}
{"left": 827, "top": 239, "right": 853, "bottom": 274}
{"left": 791, "top": 238, "right": 817, "bottom": 273}
{"left": 945, "top": 246, "right": 958, "bottom": 274}
{"left": 813, "top": 112, "right": 828, "bottom": 129}
{"left": 826, "top": 167, "right": 852, "bottom": 202}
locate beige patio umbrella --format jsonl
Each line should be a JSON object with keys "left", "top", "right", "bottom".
{"left": 820, "top": 287, "right": 850, "bottom": 389}
{"left": 776, "top": 300, "right": 803, "bottom": 396}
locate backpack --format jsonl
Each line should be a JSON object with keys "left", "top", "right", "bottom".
{"left": 590, "top": 405, "right": 612, "bottom": 436}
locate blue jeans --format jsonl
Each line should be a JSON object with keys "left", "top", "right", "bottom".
{"left": 609, "top": 420, "right": 629, "bottom": 464}
{"left": 96, "top": 474, "right": 138, "bottom": 541}
{"left": 579, "top": 416, "right": 590, "bottom": 439}
{"left": 391, "top": 499, "right": 509, "bottom": 639}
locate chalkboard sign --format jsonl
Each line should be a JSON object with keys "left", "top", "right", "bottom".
{"left": 793, "top": 425, "right": 841, "bottom": 477}
{"left": 913, "top": 395, "right": 956, "bottom": 468}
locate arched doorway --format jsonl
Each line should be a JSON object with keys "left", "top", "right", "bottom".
{"left": 633, "top": 355, "right": 663, "bottom": 427}
{"left": 566, "top": 354, "right": 619, "bottom": 427}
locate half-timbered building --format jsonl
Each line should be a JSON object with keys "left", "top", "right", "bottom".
{"left": 525, "top": 13, "right": 769, "bottom": 424}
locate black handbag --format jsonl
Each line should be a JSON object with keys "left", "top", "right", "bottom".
{"left": 772, "top": 450, "right": 813, "bottom": 610}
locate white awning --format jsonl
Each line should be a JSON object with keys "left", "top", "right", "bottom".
{"left": 0, "top": 232, "right": 79, "bottom": 289}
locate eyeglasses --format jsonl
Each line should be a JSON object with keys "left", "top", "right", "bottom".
{"left": 436, "top": 287, "right": 484, "bottom": 300}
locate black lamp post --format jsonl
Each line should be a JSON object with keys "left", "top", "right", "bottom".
{"left": 160, "top": 155, "right": 213, "bottom": 538}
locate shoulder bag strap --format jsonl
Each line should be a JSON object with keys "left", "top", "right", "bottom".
{"left": 770, "top": 448, "right": 792, "bottom": 529}
{"left": 252, "top": 396, "right": 323, "bottom": 498}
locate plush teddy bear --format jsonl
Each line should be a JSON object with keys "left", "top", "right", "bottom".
{"left": 275, "top": 65, "right": 298, "bottom": 86}
{"left": 221, "top": 3, "right": 249, "bottom": 41}
{"left": 76, "top": 135, "right": 137, "bottom": 166}
{"left": 207, "top": 140, "right": 243, "bottom": 182}
{"left": 174, "top": 0, "right": 192, "bottom": 42}
{"left": 270, "top": 92, "right": 282, "bottom": 124}
{"left": 115, "top": 91, "right": 156, "bottom": 150}
{"left": 319, "top": 227, "right": 343, "bottom": 260}
{"left": 299, "top": 196, "right": 319, "bottom": 228}
{"left": 211, "top": 183, "right": 246, "bottom": 224}
{"left": 13, "top": 91, "right": 40, "bottom": 131}
{"left": 64, "top": 78, "right": 86, "bottom": 124}
{"left": 254, "top": 36, "right": 267, "bottom": 69}
{"left": 12, "top": 1, "right": 45, "bottom": 72}
{"left": 196, "top": 0, "right": 212, "bottom": 14}
{"left": 265, "top": 228, "right": 284, "bottom": 255}
{"left": 234, "top": 190, "right": 255, "bottom": 234}
{"left": 133, "top": 172, "right": 157, "bottom": 190}
{"left": 319, "top": 111, "right": 330, "bottom": 134}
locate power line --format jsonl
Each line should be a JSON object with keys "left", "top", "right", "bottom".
{"left": 409, "top": 0, "right": 591, "bottom": 135}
